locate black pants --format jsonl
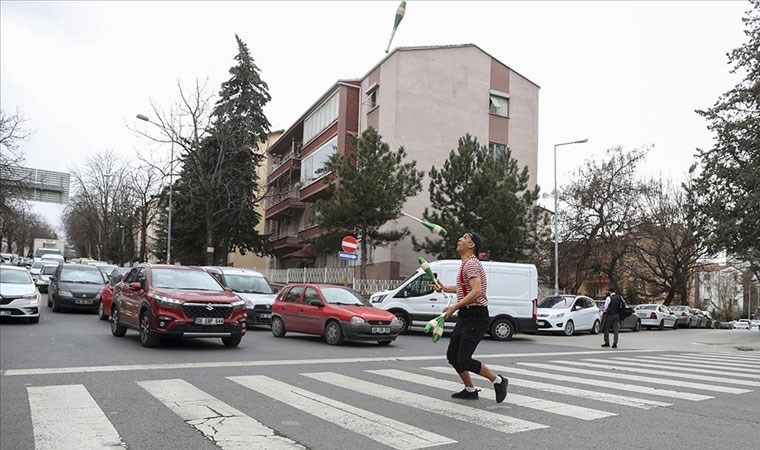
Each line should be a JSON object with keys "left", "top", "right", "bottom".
{"left": 447, "top": 306, "right": 489, "bottom": 374}
{"left": 604, "top": 313, "right": 620, "bottom": 345}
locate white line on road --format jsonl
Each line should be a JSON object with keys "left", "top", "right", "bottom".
{"left": 700, "top": 352, "right": 760, "bottom": 361}
{"left": 679, "top": 353, "right": 760, "bottom": 365}
{"left": 570, "top": 360, "right": 760, "bottom": 387}
{"left": 0, "top": 349, "right": 659, "bottom": 376}
{"left": 521, "top": 363, "right": 751, "bottom": 394}
{"left": 369, "top": 369, "right": 615, "bottom": 420}
{"left": 27, "top": 384, "right": 126, "bottom": 450}
{"left": 605, "top": 358, "right": 760, "bottom": 379}
{"left": 304, "top": 372, "right": 547, "bottom": 434}
{"left": 664, "top": 355, "right": 760, "bottom": 369}
{"left": 422, "top": 366, "right": 671, "bottom": 409}
{"left": 228, "top": 375, "right": 455, "bottom": 450}
{"left": 624, "top": 356, "right": 760, "bottom": 374}
{"left": 138, "top": 379, "right": 304, "bottom": 450}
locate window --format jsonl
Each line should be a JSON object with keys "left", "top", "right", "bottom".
{"left": 489, "top": 142, "right": 508, "bottom": 159}
{"left": 286, "top": 286, "right": 303, "bottom": 303}
{"left": 303, "top": 92, "right": 339, "bottom": 144}
{"left": 398, "top": 273, "right": 435, "bottom": 298}
{"left": 489, "top": 94, "right": 509, "bottom": 117}
{"left": 300, "top": 136, "right": 338, "bottom": 186}
{"left": 304, "top": 288, "right": 321, "bottom": 304}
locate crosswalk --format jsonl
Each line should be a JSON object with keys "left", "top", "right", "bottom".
{"left": 22, "top": 351, "right": 760, "bottom": 450}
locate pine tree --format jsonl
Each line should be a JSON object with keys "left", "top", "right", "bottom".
{"left": 412, "top": 134, "right": 541, "bottom": 263}
{"left": 313, "top": 128, "right": 423, "bottom": 280}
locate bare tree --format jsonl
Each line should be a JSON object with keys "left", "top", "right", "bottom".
{"left": 0, "top": 107, "right": 32, "bottom": 215}
{"left": 128, "top": 163, "right": 163, "bottom": 262}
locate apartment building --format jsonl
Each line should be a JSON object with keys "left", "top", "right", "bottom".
{"left": 264, "top": 44, "right": 540, "bottom": 279}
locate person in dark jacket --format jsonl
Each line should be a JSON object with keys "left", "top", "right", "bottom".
{"left": 601, "top": 290, "right": 624, "bottom": 348}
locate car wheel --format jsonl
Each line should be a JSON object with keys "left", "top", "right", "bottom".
{"left": 28, "top": 317, "right": 40, "bottom": 324}
{"left": 324, "top": 320, "right": 344, "bottom": 345}
{"left": 139, "top": 311, "right": 161, "bottom": 348}
{"left": 222, "top": 335, "right": 242, "bottom": 347}
{"left": 563, "top": 320, "right": 575, "bottom": 336}
{"left": 377, "top": 340, "right": 393, "bottom": 346}
{"left": 658, "top": 319, "right": 665, "bottom": 330}
{"left": 98, "top": 302, "right": 108, "bottom": 321}
{"left": 672, "top": 320, "right": 678, "bottom": 330}
{"left": 393, "top": 311, "right": 411, "bottom": 334}
{"left": 271, "top": 316, "right": 286, "bottom": 337}
{"left": 634, "top": 319, "right": 641, "bottom": 332}
{"left": 51, "top": 296, "right": 61, "bottom": 313}
{"left": 591, "top": 320, "right": 600, "bottom": 335}
{"left": 490, "top": 318, "right": 515, "bottom": 341}
{"left": 110, "top": 303, "right": 127, "bottom": 337}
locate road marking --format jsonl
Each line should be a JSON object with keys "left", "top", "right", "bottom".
{"left": 369, "top": 369, "right": 614, "bottom": 420}
{"left": 303, "top": 372, "right": 547, "bottom": 434}
{"left": 679, "top": 353, "right": 760, "bottom": 365}
{"left": 138, "top": 379, "right": 304, "bottom": 450}
{"left": 663, "top": 355, "right": 760, "bottom": 369}
{"left": 627, "top": 356, "right": 760, "bottom": 374}
{"left": 606, "top": 358, "right": 760, "bottom": 379}
{"left": 422, "top": 366, "right": 670, "bottom": 409}
{"left": 565, "top": 360, "right": 760, "bottom": 387}
{"left": 0, "top": 349, "right": 659, "bottom": 376}
{"left": 228, "top": 375, "right": 455, "bottom": 450}
{"left": 27, "top": 384, "right": 126, "bottom": 450}
{"left": 700, "top": 352, "right": 760, "bottom": 361}
{"left": 521, "top": 363, "right": 751, "bottom": 394}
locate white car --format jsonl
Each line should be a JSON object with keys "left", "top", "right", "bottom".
{"left": 0, "top": 265, "right": 41, "bottom": 323}
{"left": 733, "top": 321, "right": 750, "bottom": 330}
{"left": 634, "top": 304, "right": 678, "bottom": 330}
{"left": 201, "top": 266, "right": 277, "bottom": 327}
{"left": 35, "top": 263, "right": 59, "bottom": 293}
{"left": 29, "top": 260, "right": 48, "bottom": 280}
{"left": 536, "top": 295, "right": 602, "bottom": 336}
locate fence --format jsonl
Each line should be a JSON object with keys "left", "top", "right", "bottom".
{"left": 262, "top": 267, "right": 402, "bottom": 295}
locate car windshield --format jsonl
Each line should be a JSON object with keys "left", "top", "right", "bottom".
{"left": 223, "top": 274, "right": 274, "bottom": 294}
{"left": 321, "top": 287, "right": 369, "bottom": 306}
{"left": 41, "top": 265, "right": 58, "bottom": 275}
{"left": 31, "top": 261, "right": 46, "bottom": 270}
{"left": 152, "top": 268, "right": 224, "bottom": 291}
{"left": 60, "top": 267, "right": 105, "bottom": 284}
{"left": 0, "top": 268, "right": 33, "bottom": 284}
{"left": 538, "top": 296, "right": 574, "bottom": 309}
{"left": 638, "top": 305, "right": 657, "bottom": 310}
{"left": 97, "top": 264, "right": 117, "bottom": 274}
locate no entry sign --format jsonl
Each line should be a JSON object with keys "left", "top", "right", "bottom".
{"left": 341, "top": 236, "right": 358, "bottom": 253}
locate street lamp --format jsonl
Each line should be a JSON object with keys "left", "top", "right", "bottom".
{"left": 553, "top": 138, "right": 589, "bottom": 295}
{"left": 136, "top": 113, "right": 174, "bottom": 264}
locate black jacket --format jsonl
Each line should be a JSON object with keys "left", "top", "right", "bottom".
{"left": 607, "top": 294, "right": 624, "bottom": 314}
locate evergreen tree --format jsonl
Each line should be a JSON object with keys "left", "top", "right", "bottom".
{"left": 689, "top": 0, "right": 760, "bottom": 278}
{"left": 413, "top": 134, "right": 541, "bottom": 263}
{"left": 313, "top": 128, "right": 423, "bottom": 280}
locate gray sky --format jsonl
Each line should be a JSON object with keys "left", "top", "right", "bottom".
{"left": 0, "top": 1, "right": 749, "bottom": 229}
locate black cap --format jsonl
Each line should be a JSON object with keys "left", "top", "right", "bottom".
{"left": 469, "top": 231, "right": 483, "bottom": 255}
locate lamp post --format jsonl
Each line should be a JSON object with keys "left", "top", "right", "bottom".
{"left": 553, "top": 138, "right": 589, "bottom": 295}
{"left": 136, "top": 114, "right": 173, "bottom": 264}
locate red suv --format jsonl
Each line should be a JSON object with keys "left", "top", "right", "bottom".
{"left": 110, "top": 264, "right": 247, "bottom": 347}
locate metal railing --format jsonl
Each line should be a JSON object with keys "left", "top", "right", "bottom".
{"left": 262, "top": 267, "right": 403, "bottom": 295}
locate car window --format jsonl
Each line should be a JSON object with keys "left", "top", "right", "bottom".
{"left": 123, "top": 268, "right": 139, "bottom": 283}
{"left": 286, "top": 287, "right": 303, "bottom": 303}
{"left": 583, "top": 298, "right": 595, "bottom": 309}
{"left": 321, "top": 287, "right": 368, "bottom": 306}
{"left": 60, "top": 267, "right": 106, "bottom": 284}
{"left": 538, "top": 296, "right": 574, "bottom": 309}
{"left": 223, "top": 274, "right": 275, "bottom": 294}
{"left": 41, "top": 265, "right": 58, "bottom": 275}
{"left": 638, "top": 305, "right": 657, "bottom": 310}
{"left": 304, "top": 288, "right": 321, "bottom": 304}
{"left": 31, "top": 261, "right": 46, "bottom": 270}
{"left": 0, "top": 268, "right": 33, "bottom": 284}
{"left": 151, "top": 268, "right": 223, "bottom": 291}
{"left": 400, "top": 273, "right": 435, "bottom": 298}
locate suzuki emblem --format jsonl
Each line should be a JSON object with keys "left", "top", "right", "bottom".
{"left": 206, "top": 304, "right": 214, "bottom": 311}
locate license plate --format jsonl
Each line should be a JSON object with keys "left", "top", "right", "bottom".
{"left": 194, "top": 317, "right": 224, "bottom": 325}
{"left": 0, "top": 311, "right": 10, "bottom": 316}
{"left": 75, "top": 299, "right": 93, "bottom": 305}
{"left": 372, "top": 327, "right": 390, "bottom": 334}
{"left": 537, "top": 320, "right": 546, "bottom": 326}
{"left": 258, "top": 313, "right": 272, "bottom": 319}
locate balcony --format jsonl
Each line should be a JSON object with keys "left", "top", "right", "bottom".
{"left": 298, "top": 223, "right": 326, "bottom": 241}
{"left": 265, "top": 191, "right": 306, "bottom": 221}
{"left": 269, "top": 234, "right": 304, "bottom": 254}
{"left": 299, "top": 173, "right": 334, "bottom": 203}
{"left": 268, "top": 151, "right": 301, "bottom": 184}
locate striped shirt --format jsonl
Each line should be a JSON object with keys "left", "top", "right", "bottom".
{"left": 456, "top": 255, "right": 488, "bottom": 307}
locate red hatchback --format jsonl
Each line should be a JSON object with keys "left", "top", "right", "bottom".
{"left": 110, "top": 264, "right": 247, "bottom": 347}
{"left": 270, "top": 283, "right": 402, "bottom": 345}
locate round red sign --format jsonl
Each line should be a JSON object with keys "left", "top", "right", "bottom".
{"left": 341, "top": 236, "right": 358, "bottom": 253}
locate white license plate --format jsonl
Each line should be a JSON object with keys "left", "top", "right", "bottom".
{"left": 75, "top": 299, "right": 93, "bottom": 305}
{"left": 537, "top": 320, "right": 546, "bottom": 326}
{"left": 258, "top": 313, "right": 272, "bottom": 319}
{"left": 0, "top": 311, "right": 10, "bottom": 316}
{"left": 194, "top": 317, "right": 224, "bottom": 325}
{"left": 372, "top": 327, "right": 390, "bottom": 334}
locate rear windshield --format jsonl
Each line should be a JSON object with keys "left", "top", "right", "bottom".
{"left": 638, "top": 305, "right": 657, "bottom": 310}
{"left": 223, "top": 274, "right": 274, "bottom": 294}
{"left": 538, "top": 296, "right": 574, "bottom": 309}
{"left": 670, "top": 306, "right": 687, "bottom": 311}
{"left": 0, "top": 268, "right": 33, "bottom": 284}
{"left": 41, "top": 265, "right": 58, "bottom": 275}
{"left": 31, "top": 261, "right": 47, "bottom": 270}
{"left": 60, "top": 267, "right": 105, "bottom": 284}
{"left": 152, "top": 268, "right": 224, "bottom": 291}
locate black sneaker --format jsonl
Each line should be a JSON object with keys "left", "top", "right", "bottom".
{"left": 451, "top": 388, "right": 480, "bottom": 399}
{"left": 494, "top": 375, "right": 508, "bottom": 403}
{"left": 601, "top": 343, "right": 610, "bottom": 348}
{"left": 612, "top": 344, "right": 617, "bottom": 349}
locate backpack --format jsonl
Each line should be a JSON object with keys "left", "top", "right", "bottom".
{"left": 619, "top": 296, "right": 634, "bottom": 320}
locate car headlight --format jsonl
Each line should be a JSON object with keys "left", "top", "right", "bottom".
{"left": 245, "top": 299, "right": 254, "bottom": 308}
{"left": 390, "top": 317, "right": 400, "bottom": 326}
{"left": 231, "top": 299, "right": 246, "bottom": 309}
{"left": 553, "top": 313, "right": 565, "bottom": 319}
{"left": 350, "top": 316, "right": 366, "bottom": 324}
{"left": 370, "top": 295, "right": 386, "bottom": 304}
{"left": 154, "top": 294, "right": 183, "bottom": 307}
{"left": 22, "top": 293, "right": 40, "bottom": 305}
{"left": 58, "top": 290, "right": 73, "bottom": 298}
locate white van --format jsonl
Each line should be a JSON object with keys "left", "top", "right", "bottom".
{"left": 369, "top": 260, "right": 538, "bottom": 341}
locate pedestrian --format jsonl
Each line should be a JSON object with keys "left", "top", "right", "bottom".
{"left": 601, "top": 289, "right": 624, "bottom": 349}
{"left": 433, "top": 231, "right": 508, "bottom": 403}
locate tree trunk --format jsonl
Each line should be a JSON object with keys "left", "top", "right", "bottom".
{"left": 205, "top": 212, "right": 214, "bottom": 266}
{"left": 359, "top": 229, "right": 367, "bottom": 282}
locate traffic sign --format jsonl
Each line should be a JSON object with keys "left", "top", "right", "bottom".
{"left": 341, "top": 236, "right": 358, "bottom": 253}
{"left": 338, "top": 251, "right": 358, "bottom": 261}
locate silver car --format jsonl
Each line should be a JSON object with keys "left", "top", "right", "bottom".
{"left": 0, "top": 265, "right": 41, "bottom": 323}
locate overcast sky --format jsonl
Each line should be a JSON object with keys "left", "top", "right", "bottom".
{"left": 0, "top": 1, "right": 749, "bottom": 230}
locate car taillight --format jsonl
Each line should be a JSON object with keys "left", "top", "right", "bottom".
{"left": 532, "top": 299, "right": 537, "bottom": 321}
{"left": 650, "top": 312, "right": 657, "bottom": 319}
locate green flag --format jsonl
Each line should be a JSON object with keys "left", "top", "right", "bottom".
{"left": 385, "top": 1, "right": 407, "bottom": 53}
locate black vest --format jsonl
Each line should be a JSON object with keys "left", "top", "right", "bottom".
{"left": 607, "top": 294, "right": 623, "bottom": 314}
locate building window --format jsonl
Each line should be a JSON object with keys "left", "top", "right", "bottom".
{"left": 303, "top": 92, "right": 339, "bottom": 144}
{"left": 300, "top": 136, "right": 338, "bottom": 186}
{"left": 365, "top": 83, "right": 379, "bottom": 110}
{"left": 489, "top": 142, "right": 508, "bottom": 159}
{"left": 489, "top": 93, "right": 509, "bottom": 117}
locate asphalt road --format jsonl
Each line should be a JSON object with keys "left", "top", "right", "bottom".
{"left": 2, "top": 295, "right": 759, "bottom": 450}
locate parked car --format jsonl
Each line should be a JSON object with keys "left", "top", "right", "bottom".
{"left": 201, "top": 266, "right": 277, "bottom": 327}
{"left": 537, "top": 295, "right": 601, "bottom": 336}
{"left": 720, "top": 320, "right": 736, "bottom": 329}
{"left": 669, "top": 305, "right": 699, "bottom": 328}
{"left": 98, "top": 268, "right": 130, "bottom": 320}
{"left": 95, "top": 264, "right": 118, "bottom": 278}
{"left": 733, "top": 320, "right": 750, "bottom": 330}
{"left": 271, "top": 283, "right": 402, "bottom": 345}
{"left": 35, "top": 263, "right": 60, "bottom": 293}
{"left": 48, "top": 263, "right": 107, "bottom": 313}
{"left": 750, "top": 320, "right": 760, "bottom": 331}
{"left": 0, "top": 265, "right": 41, "bottom": 323}
{"left": 634, "top": 304, "right": 678, "bottom": 330}
{"left": 702, "top": 311, "right": 715, "bottom": 329}
{"left": 109, "top": 264, "right": 247, "bottom": 347}
{"left": 594, "top": 299, "right": 641, "bottom": 332}
{"left": 29, "top": 260, "right": 47, "bottom": 280}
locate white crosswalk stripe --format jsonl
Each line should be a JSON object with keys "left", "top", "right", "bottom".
{"left": 621, "top": 356, "right": 760, "bottom": 374}
{"left": 367, "top": 369, "right": 615, "bottom": 420}
{"left": 303, "top": 371, "right": 548, "bottom": 434}
{"left": 519, "top": 362, "right": 752, "bottom": 394}
{"left": 27, "top": 384, "right": 126, "bottom": 450}
{"left": 699, "top": 352, "right": 760, "bottom": 361}
{"left": 138, "top": 379, "right": 304, "bottom": 450}
{"left": 679, "top": 353, "right": 760, "bottom": 365}
{"left": 662, "top": 355, "right": 760, "bottom": 369}
{"left": 606, "top": 357, "right": 760, "bottom": 379}
{"left": 228, "top": 375, "right": 456, "bottom": 450}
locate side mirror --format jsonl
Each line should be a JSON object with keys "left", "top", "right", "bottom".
{"left": 129, "top": 282, "right": 142, "bottom": 290}
{"left": 308, "top": 299, "right": 324, "bottom": 307}
{"left": 223, "top": 287, "right": 233, "bottom": 293}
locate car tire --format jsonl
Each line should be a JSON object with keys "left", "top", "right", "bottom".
{"left": 563, "top": 320, "right": 575, "bottom": 336}
{"left": 633, "top": 319, "right": 641, "bottom": 332}
{"left": 672, "top": 320, "right": 678, "bottom": 330}
{"left": 377, "top": 340, "right": 393, "bottom": 346}
{"left": 393, "top": 311, "right": 411, "bottom": 334}
{"left": 139, "top": 311, "right": 161, "bottom": 348}
{"left": 51, "top": 296, "right": 61, "bottom": 313}
{"left": 686, "top": 320, "right": 691, "bottom": 329}
{"left": 324, "top": 320, "right": 344, "bottom": 345}
{"left": 98, "top": 302, "right": 108, "bottom": 321}
{"left": 490, "top": 318, "right": 516, "bottom": 341}
{"left": 271, "top": 316, "right": 286, "bottom": 337}
{"left": 110, "top": 303, "right": 127, "bottom": 337}
{"left": 591, "top": 320, "right": 600, "bottom": 335}
{"left": 222, "top": 335, "right": 242, "bottom": 347}
{"left": 28, "top": 317, "right": 40, "bottom": 324}
{"left": 658, "top": 319, "right": 665, "bottom": 330}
